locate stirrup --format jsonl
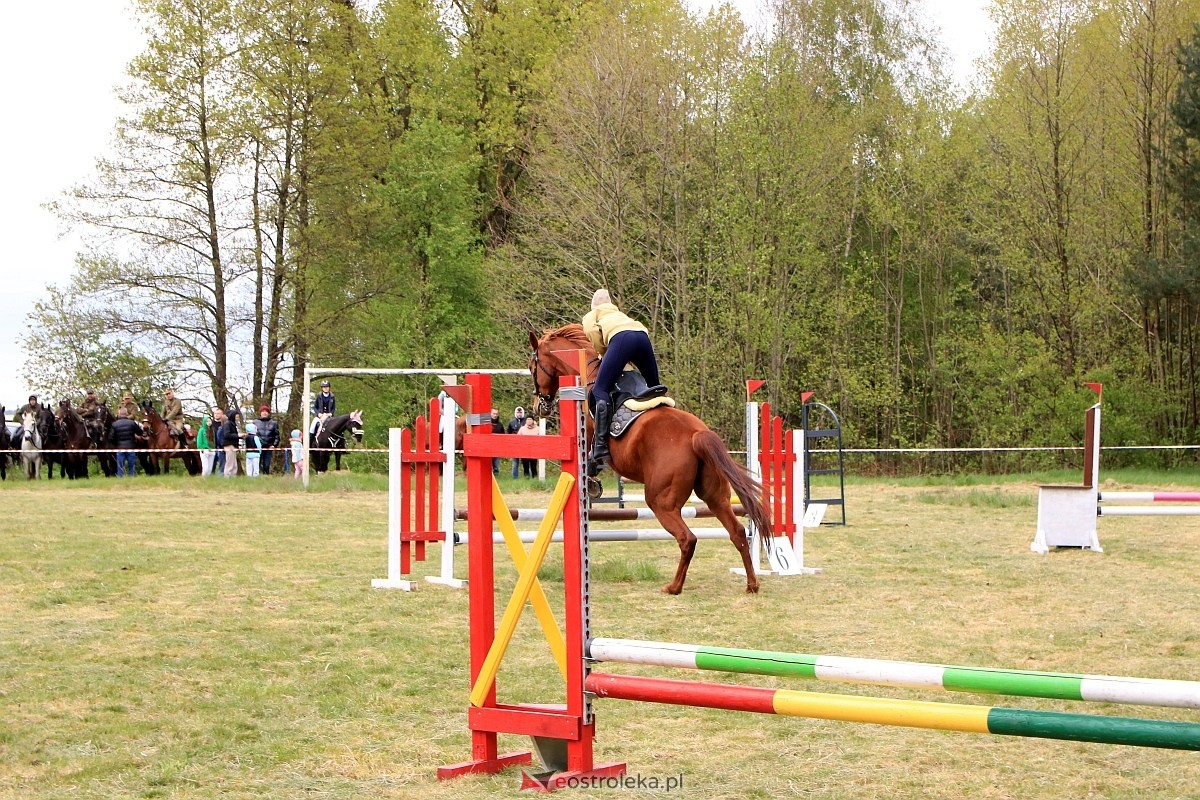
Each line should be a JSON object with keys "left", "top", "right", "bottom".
{"left": 586, "top": 457, "right": 607, "bottom": 478}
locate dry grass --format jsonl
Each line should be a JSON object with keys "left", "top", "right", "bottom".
{"left": 2, "top": 472, "right": 1200, "bottom": 799}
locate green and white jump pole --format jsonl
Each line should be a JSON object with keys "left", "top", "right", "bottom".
{"left": 588, "top": 638, "right": 1200, "bottom": 710}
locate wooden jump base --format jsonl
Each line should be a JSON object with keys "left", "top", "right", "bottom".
{"left": 588, "top": 637, "right": 1200, "bottom": 709}
{"left": 1033, "top": 387, "right": 1200, "bottom": 553}
{"left": 584, "top": 673, "right": 1200, "bottom": 751}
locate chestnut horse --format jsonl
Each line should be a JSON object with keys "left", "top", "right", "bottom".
{"left": 140, "top": 401, "right": 201, "bottom": 475}
{"left": 528, "top": 325, "right": 770, "bottom": 594}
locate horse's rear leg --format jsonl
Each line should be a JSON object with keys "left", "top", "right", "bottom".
{"left": 706, "top": 497, "right": 759, "bottom": 594}
{"left": 645, "top": 505, "right": 698, "bottom": 595}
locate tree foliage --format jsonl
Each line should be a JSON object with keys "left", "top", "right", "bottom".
{"left": 27, "top": 0, "right": 1200, "bottom": 462}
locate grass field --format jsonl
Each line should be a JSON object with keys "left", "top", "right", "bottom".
{"left": 3, "top": 469, "right": 1200, "bottom": 799}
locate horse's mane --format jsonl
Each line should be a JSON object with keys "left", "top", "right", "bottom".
{"left": 541, "top": 324, "right": 591, "bottom": 351}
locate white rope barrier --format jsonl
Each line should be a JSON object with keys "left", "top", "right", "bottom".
{"left": 5, "top": 446, "right": 390, "bottom": 455}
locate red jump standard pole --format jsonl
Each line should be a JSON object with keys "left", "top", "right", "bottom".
{"left": 438, "top": 373, "right": 625, "bottom": 784}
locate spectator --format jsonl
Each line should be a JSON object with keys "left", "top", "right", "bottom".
{"left": 197, "top": 412, "right": 216, "bottom": 476}
{"left": 244, "top": 422, "right": 263, "bottom": 477}
{"left": 489, "top": 408, "right": 504, "bottom": 475}
{"left": 110, "top": 407, "right": 143, "bottom": 478}
{"left": 507, "top": 406, "right": 528, "bottom": 478}
{"left": 221, "top": 408, "right": 242, "bottom": 477}
{"left": 517, "top": 416, "right": 541, "bottom": 478}
{"left": 212, "top": 408, "right": 227, "bottom": 475}
{"left": 256, "top": 406, "right": 280, "bottom": 475}
{"left": 290, "top": 428, "right": 304, "bottom": 479}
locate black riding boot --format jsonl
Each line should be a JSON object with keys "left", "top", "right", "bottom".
{"left": 589, "top": 399, "right": 612, "bottom": 476}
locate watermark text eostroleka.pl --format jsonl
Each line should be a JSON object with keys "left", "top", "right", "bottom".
{"left": 520, "top": 770, "right": 684, "bottom": 792}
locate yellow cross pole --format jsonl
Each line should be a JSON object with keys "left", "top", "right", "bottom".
{"left": 489, "top": 475, "right": 568, "bottom": 680}
{"left": 469, "top": 472, "right": 577, "bottom": 708}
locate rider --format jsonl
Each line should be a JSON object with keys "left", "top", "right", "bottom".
{"left": 311, "top": 380, "right": 336, "bottom": 437}
{"left": 162, "top": 389, "right": 187, "bottom": 445}
{"left": 79, "top": 390, "right": 100, "bottom": 421}
{"left": 580, "top": 288, "right": 664, "bottom": 474}
{"left": 14, "top": 394, "right": 41, "bottom": 422}
{"left": 120, "top": 393, "right": 141, "bottom": 422}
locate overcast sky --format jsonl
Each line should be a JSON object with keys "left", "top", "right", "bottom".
{"left": 0, "top": 0, "right": 993, "bottom": 410}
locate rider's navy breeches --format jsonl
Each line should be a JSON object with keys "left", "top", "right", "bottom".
{"left": 593, "top": 330, "right": 661, "bottom": 404}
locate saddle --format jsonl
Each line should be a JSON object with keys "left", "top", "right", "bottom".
{"left": 593, "top": 370, "right": 675, "bottom": 439}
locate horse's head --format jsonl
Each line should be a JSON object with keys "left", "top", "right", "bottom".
{"left": 37, "top": 406, "right": 57, "bottom": 437}
{"left": 348, "top": 410, "right": 364, "bottom": 443}
{"left": 528, "top": 325, "right": 596, "bottom": 418}
{"left": 56, "top": 399, "right": 71, "bottom": 421}
{"left": 21, "top": 410, "right": 42, "bottom": 447}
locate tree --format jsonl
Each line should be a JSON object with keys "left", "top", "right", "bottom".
{"left": 51, "top": 0, "right": 246, "bottom": 408}
{"left": 23, "top": 286, "right": 171, "bottom": 406}
{"left": 1160, "top": 20, "right": 1200, "bottom": 432}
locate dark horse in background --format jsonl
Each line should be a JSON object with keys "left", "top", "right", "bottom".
{"left": 55, "top": 400, "right": 92, "bottom": 479}
{"left": 37, "top": 406, "right": 66, "bottom": 479}
{"left": 310, "top": 411, "right": 364, "bottom": 474}
{"left": 87, "top": 403, "right": 117, "bottom": 477}
{"left": 0, "top": 406, "right": 9, "bottom": 480}
{"left": 528, "top": 325, "right": 771, "bottom": 595}
{"left": 140, "top": 400, "right": 201, "bottom": 475}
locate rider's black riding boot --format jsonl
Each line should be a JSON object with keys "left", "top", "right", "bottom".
{"left": 589, "top": 399, "right": 612, "bottom": 477}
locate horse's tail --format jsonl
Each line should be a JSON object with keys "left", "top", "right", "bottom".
{"left": 691, "top": 430, "right": 772, "bottom": 544}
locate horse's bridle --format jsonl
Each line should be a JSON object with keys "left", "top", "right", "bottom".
{"left": 529, "top": 349, "right": 560, "bottom": 414}
{"left": 529, "top": 346, "right": 601, "bottom": 416}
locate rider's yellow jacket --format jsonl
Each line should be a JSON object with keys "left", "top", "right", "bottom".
{"left": 581, "top": 303, "right": 648, "bottom": 355}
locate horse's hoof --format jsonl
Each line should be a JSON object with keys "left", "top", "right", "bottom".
{"left": 662, "top": 584, "right": 683, "bottom": 595}
{"left": 586, "top": 478, "right": 603, "bottom": 500}
{"left": 745, "top": 583, "right": 760, "bottom": 594}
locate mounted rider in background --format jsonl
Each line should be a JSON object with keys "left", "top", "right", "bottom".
{"left": 14, "top": 394, "right": 42, "bottom": 422}
{"left": 162, "top": 389, "right": 187, "bottom": 445}
{"left": 580, "top": 288, "right": 666, "bottom": 475}
{"left": 79, "top": 390, "right": 100, "bottom": 420}
{"left": 120, "top": 393, "right": 141, "bottom": 423}
{"left": 311, "top": 380, "right": 336, "bottom": 439}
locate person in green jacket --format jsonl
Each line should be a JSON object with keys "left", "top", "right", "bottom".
{"left": 196, "top": 413, "right": 216, "bottom": 476}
